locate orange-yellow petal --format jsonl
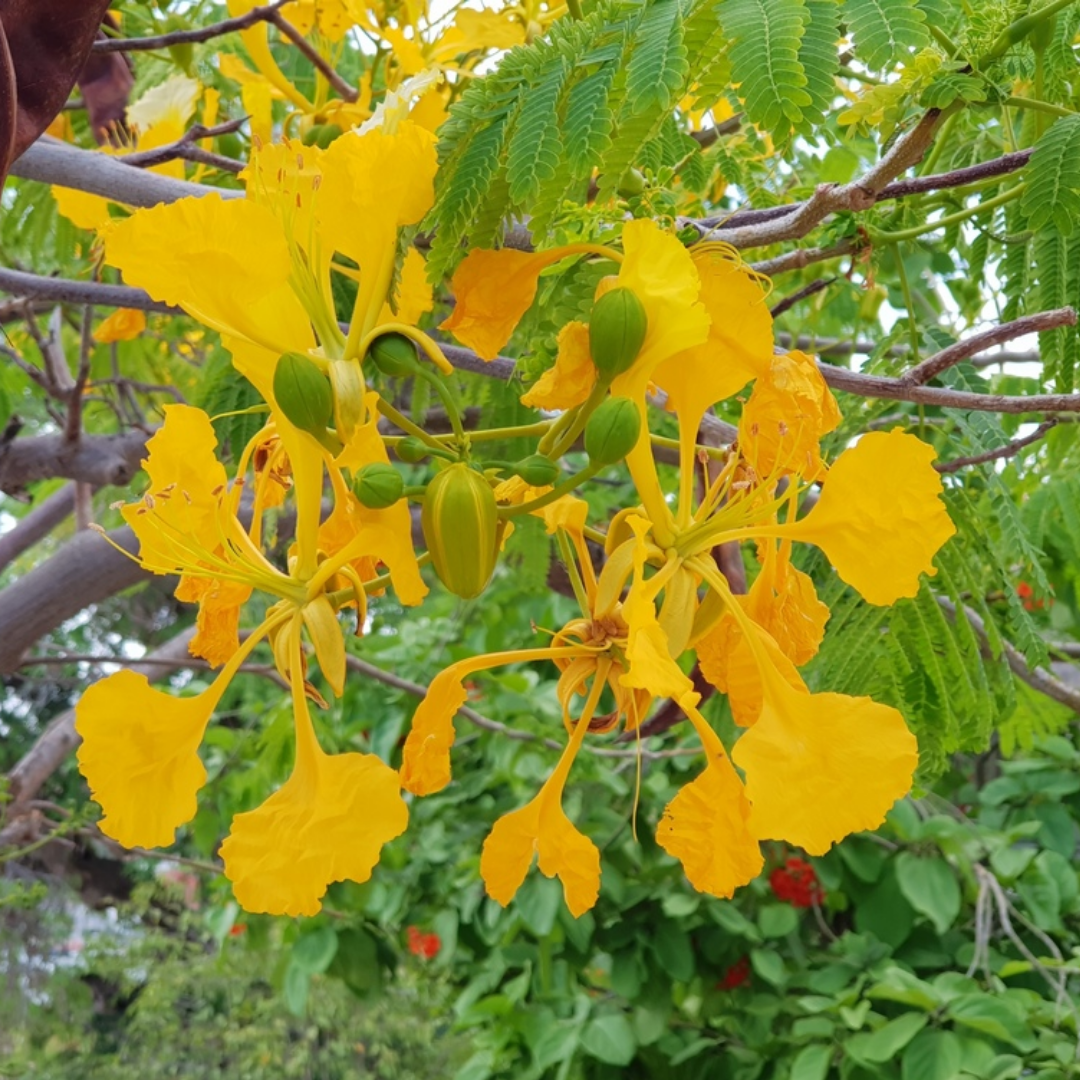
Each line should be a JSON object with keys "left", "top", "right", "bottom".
{"left": 379, "top": 247, "right": 433, "bottom": 326}
{"left": 521, "top": 320, "right": 597, "bottom": 410}
{"left": 400, "top": 664, "right": 469, "bottom": 795}
{"left": 93, "top": 308, "right": 147, "bottom": 343}
{"left": 175, "top": 574, "right": 253, "bottom": 666}
{"left": 480, "top": 792, "right": 600, "bottom": 917}
{"left": 786, "top": 428, "right": 956, "bottom": 605}
{"left": 121, "top": 405, "right": 229, "bottom": 574}
{"left": 738, "top": 351, "right": 840, "bottom": 481}
{"left": 656, "top": 750, "right": 764, "bottom": 897}
{"left": 732, "top": 674, "right": 918, "bottom": 854}
{"left": 220, "top": 749, "right": 408, "bottom": 916}
{"left": 746, "top": 557, "right": 830, "bottom": 667}
{"left": 441, "top": 246, "right": 580, "bottom": 361}
{"left": 75, "top": 672, "right": 217, "bottom": 848}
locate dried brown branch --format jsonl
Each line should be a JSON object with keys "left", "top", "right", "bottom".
{"left": 935, "top": 419, "right": 1057, "bottom": 473}
{"left": 769, "top": 276, "right": 836, "bottom": 317}
{"left": 0, "top": 267, "right": 178, "bottom": 313}
{"left": 750, "top": 239, "right": 856, "bottom": 277}
{"left": 91, "top": 0, "right": 293, "bottom": 53}
{"left": 117, "top": 118, "right": 247, "bottom": 174}
{"left": 903, "top": 308, "right": 1077, "bottom": 384}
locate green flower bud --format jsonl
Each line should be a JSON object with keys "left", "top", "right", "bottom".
{"left": 367, "top": 333, "right": 420, "bottom": 377}
{"left": 421, "top": 463, "right": 499, "bottom": 600}
{"left": 512, "top": 454, "right": 561, "bottom": 486}
{"left": 588, "top": 287, "right": 648, "bottom": 379}
{"left": 584, "top": 396, "right": 641, "bottom": 465}
{"left": 395, "top": 436, "right": 431, "bottom": 464}
{"left": 616, "top": 167, "right": 646, "bottom": 198}
{"left": 273, "top": 353, "right": 333, "bottom": 438}
{"left": 353, "top": 463, "right": 405, "bottom": 509}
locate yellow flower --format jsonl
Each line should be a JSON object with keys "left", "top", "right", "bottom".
{"left": 520, "top": 321, "right": 596, "bottom": 411}
{"left": 93, "top": 308, "right": 147, "bottom": 343}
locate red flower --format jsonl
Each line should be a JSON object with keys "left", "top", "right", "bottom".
{"left": 407, "top": 925, "right": 441, "bottom": 960}
{"left": 1016, "top": 581, "right": 1047, "bottom": 611}
{"left": 229, "top": 923, "right": 247, "bottom": 937}
{"left": 769, "top": 857, "right": 824, "bottom": 908}
{"left": 717, "top": 955, "right": 751, "bottom": 990}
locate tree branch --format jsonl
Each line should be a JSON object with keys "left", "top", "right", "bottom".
{"left": 0, "top": 484, "right": 78, "bottom": 572}
{"left": 91, "top": 0, "right": 293, "bottom": 52}
{"left": 0, "top": 430, "right": 149, "bottom": 496}
{"left": 0, "top": 268, "right": 178, "bottom": 314}
{"left": 268, "top": 11, "right": 358, "bottom": 102}
{"left": 903, "top": 308, "right": 1077, "bottom": 384}
{"left": 934, "top": 419, "right": 1057, "bottom": 473}
{"left": 117, "top": 119, "right": 248, "bottom": 175}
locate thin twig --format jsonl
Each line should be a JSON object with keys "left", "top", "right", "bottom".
{"left": 769, "top": 277, "right": 836, "bottom": 317}
{"left": 935, "top": 419, "right": 1057, "bottom": 473}
{"left": 92, "top": 0, "right": 293, "bottom": 52}
{"left": 118, "top": 119, "right": 248, "bottom": 173}
{"left": 904, "top": 308, "right": 1077, "bottom": 384}
{"left": 268, "top": 11, "right": 359, "bottom": 102}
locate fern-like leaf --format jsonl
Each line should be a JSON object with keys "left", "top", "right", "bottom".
{"left": 626, "top": 0, "right": 689, "bottom": 113}
{"left": 1034, "top": 228, "right": 1073, "bottom": 390}
{"left": 842, "top": 0, "right": 929, "bottom": 70}
{"left": 724, "top": 0, "right": 812, "bottom": 137}
{"left": 1020, "top": 114, "right": 1080, "bottom": 236}
{"left": 506, "top": 54, "right": 570, "bottom": 206}
{"left": 797, "top": 0, "right": 840, "bottom": 132}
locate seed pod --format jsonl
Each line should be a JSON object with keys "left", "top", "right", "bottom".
{"left": 588, "top": 287, "right": 648, "bottom": 379}
{"left": 421, "top": 463, "right": 499, "bottom": 600}
{"left": 585, "top": 396, "right": 641, "bottom": 464}
{"left": 395, "top": 436, "right": 431, "bottom": 464}
{"left": 353, "top": 463, "right": 405, "bottom": 509}
{"left": 513, "top": 454, "right": 561, "bottom": 486}
{"left": 273, "top": 353, "right": 334, "bottom": 438}
{"left": 616, "top": 167, "right": 646, "bottom": 198}
{"left": 367, "top": 333, "right": 420, "bottom": 377}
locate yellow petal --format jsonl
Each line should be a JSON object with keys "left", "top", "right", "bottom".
{"left": 175, "top": 574, "right": 253, "bottom": 666}
{"left": 400, "top": 664, "right": 469, "bottom": 795}
{"left": 221, "top": 749, "right": 408, "bottom": 916}
{"left": 653, "top": 247, "right": 773, "bottom": 425}
{"left": 379, "top": 247, "right": 433, "bottom": 326}
{"left": 746, "top": 554, "right": 830, "bottom": 667}
{"left": 103, "top": 194, "right": 313, "bottom": 355}
{"left": 732, "top": 673, "right": 919, "bottom": 855}
{"left": 787, "top": 428, "right": 956, "bottom": 605}
{"left": 93, "top": 308, "right": 147, "bottom": 343}
{"left": 521, "top": 320, "right": 597, "bottom": 410}
{"left": 656, "top": 750, "right": 764, "bottom": 897}
{"left": 738, "top": 351, "right": 841, "bottom": 481}
{"left": 302, "top": 594, "right": 346, "bottom": 697}
{"left": 480, "top": 793, "right": 600, "bottom": 917}
{"left": 120, "top": 405, "right": 229, "bottom": 574}
{"left": 75, "top": 672, "right": 217, "bottom": 848}
{"left": 441, "top": 246, "right": 580, "bottom": 361}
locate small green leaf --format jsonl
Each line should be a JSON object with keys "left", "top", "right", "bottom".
{"left": 902, "top": 1030, "right": 962, "bottom": 1080}
{"left": 291, "top": 926, "right": 338, "bottom": 974}
{"left": 581, "top": 1013, "right": 636, "bottom": 1066}
{"left": 790, "top": 1044, "right": 833, "bottom": 1080}
{"left": 847, "top": 1012, "right": 929, "bottom": 1064}
{"left": 896, "top": 853, "right": 961, "bottom": 933}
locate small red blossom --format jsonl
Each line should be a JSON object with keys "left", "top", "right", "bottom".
{"left": 407, "top": 925, "right": 441, "bottom": 960}
{"left": 1016, "top": 581, "right": 1048, "bottom": 612}
{"left": 229, "top": 923, "right": 247, "bottom": 937}
{"left": 769, "top": 857, "right": 824, "bottom": 908}
{"left": 717, "top": 955, "right": 751, "bottom": 990}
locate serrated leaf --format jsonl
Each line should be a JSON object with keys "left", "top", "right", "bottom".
{"left": 843, "top": 0, "right": 930, "bottom": 69}
{"left": 1020, "top": 114, "right": 1080, "bottom": 237}
{"left": 626, "top": 0, "right": 689, "bottom": 113}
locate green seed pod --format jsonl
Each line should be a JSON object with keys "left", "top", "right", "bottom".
{"left": 395, "top": 436, "right": 431, "bottom": 464}
{"left": 588, "top": 287, "right": 648, "bottom": 379}
{"left": 616, "top": 167, "right": 646, "bottom": 198}
{"left": 584, "top": 396, "right": 642, "bottom": 465}
{"left": 353, "top": 463, "right": 405, "bottom": 509}
{"left": 421, "top": 463, "right": 499, "bottom": 600}
{"left": 513, "top": 454, "right": 561, "bottom": 486}
{"left": 367, "top": 333, "right": 420, "bottom": 377}
{"left": 273, "top": 353, "right": 333, "bottom": 438}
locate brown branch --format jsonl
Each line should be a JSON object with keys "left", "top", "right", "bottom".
{"left": 268, "top": 11, "right": 359, "bottom": 102}
{"left": 91, "top": 0, "right": 293, "bottom": 52}
{"left": 0, "top": 268, "right": 179, "bottom": 314}
{"left": 0, "top": 484, "right": 79, "bottom": 572}
{"left": 117, "top": 119, "right": 248, "bottom": 174}
{"left": 903, "top": 308, "right": 1077, "bottom": 384}
{"left": 1, "top": 629, "right": 196, "bottom": 816}
{"left": 751, "top": 239, "right": 856, "bottom": 277}
{"left": 770, "top": 276, "right": 836, "bottom": 317}
{"left": 935, "top": 419, "right": 1057, "bottom": 473}
{"left": 0, "top": 430, "right": 149, "bottom": 496}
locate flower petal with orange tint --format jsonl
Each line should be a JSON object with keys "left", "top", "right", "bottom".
{"left": 657, "top": 751, "right": 764, "bottom": 897}
{"left": 521, "top": 320, "right": 597, "bottom": 410}
{"left": 221, "top": 750, "right": 408, "bottom": 916}
{"left": 733, "top": 674, "right": 919, "bottom": 855}
{"left": 400, "top": 665, "right": 469, "bottom": 795}
{"left": 786, "top": 428, "right": 956, "bottom": 605}
{"left": 480, "top": 792, "right": 600, "bottom": 917}
{"left": 94, "top": 308, "right": 147, "bottom": 343}
{"left": 176, "top": 574, "right": 253, "bottom": 666}
{"left": 75, "top": 672, "right": 217, "bottom": 849}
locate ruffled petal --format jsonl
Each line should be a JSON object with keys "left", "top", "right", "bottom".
{"left": 787, "top": 428, "right": 956, "bottom": 605}
{"left": 400, "top": 665, "right": 469, "bottom": 795}
{"left": 656, "top": 751, "right": 764, "bottom": 897}
{"left": 521, "top": 320, "right": 597, "bottom": 410}
{"left": 732, "top": 672, "right": 919, "bottom": 855}
{"left": 75, "top": 672, "right": 217, "bottom": 849}
{"left": 221, "top": 749, "right": 408, "bottom": 916}
{"left": 175, "top": 575, "right": 253, "bottom": 666}
{"left": 480, "top": 794, "right": 600, "bottom": 917}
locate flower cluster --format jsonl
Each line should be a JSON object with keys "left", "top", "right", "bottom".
{"left": 769, "top": 857, "right": 825, "bottom": 908}
{"left": 77, "top": 121, "right": 956, "bottom": 920}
